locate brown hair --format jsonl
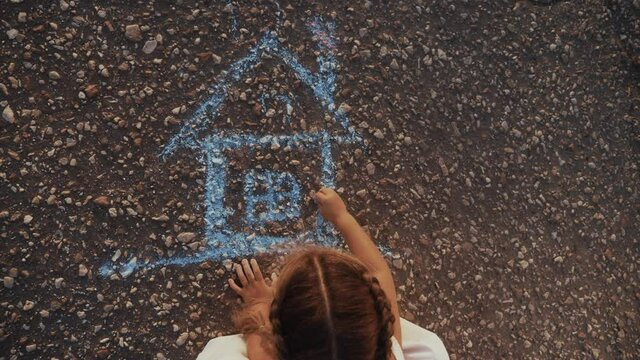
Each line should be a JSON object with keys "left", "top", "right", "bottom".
{"left": 269, "top": 247, "right": 395, "bottom": 360}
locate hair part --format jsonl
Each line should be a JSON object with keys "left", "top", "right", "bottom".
{"left": 269, "top": 247, "right": 395, "bottom": 360}
{"left": 312, "top": 256, "right": 338, "bottom": 359}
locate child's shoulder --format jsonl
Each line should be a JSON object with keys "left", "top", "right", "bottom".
{"left": 197, "top": 334, "right": 248, "bottom": 360}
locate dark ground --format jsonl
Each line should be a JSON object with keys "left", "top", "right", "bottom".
{"left": 1, "top": 0, "right": 639, "bottom": 359}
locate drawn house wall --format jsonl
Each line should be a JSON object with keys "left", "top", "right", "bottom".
{"left": 100, "top": 18, "right": 363, "bottom": 277}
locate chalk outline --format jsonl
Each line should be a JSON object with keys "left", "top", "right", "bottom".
{"left": 243, "top": 169, "right": 301, "bottom": 226}
{"left": 100, "top": 17, "right": 363, "bottom": 278}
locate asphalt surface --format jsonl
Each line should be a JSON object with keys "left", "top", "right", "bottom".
{"left": 1, "top": 1, "right": 639, "bottom": 359}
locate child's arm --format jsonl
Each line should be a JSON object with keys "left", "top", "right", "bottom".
{"left": 228, "top": 259, "right": 277, "bottom": 360}
{"left": 244, "top": 317, "right": 274, "bottom": 360}
{"left": 315, "top": 188, "right": 403, "bottom": 345}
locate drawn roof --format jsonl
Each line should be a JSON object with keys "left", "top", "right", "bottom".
{"left": 160, "top": 18, "right": 363, "bottom": 159}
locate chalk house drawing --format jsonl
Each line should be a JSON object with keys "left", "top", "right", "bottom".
{"left": 100, "top": 18, "right": 363, "bottom": 278}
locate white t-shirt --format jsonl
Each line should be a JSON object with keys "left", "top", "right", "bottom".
{"left": 390, "top": 318, "right": 449, "bottom": 360}
{"left": 197, "top": 318, "right": 449, "bottom": 360}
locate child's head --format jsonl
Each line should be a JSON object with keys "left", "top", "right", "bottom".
{"left": 269, "top": 247, "right": 394, "bottom": 360}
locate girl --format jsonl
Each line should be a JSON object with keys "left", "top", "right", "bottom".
{"left": 197, "top": 188, "right": 449, "bottom": 360}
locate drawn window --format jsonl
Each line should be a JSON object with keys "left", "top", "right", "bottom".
{"left": 243, "top": 170, "right": 301, "bottom": 227}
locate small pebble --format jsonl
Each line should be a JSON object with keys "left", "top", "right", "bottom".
{"left": 366, "top": 163, "right": 376, "bottom": 175}
{"left": 49, "top": 71, "right": 61, "bottom": 80}
{"left": 79, "top": 264, "right": 89, "bottom": 277}
{"left": 2, "top": 105, "right": 16, "bottom": 123}
{"left": 125, "top": 24, "right": 142, "bottom": 41}
{"left": 176, "top": 332, "right": 189, "bottom": 346}
{"left": 3, "top": 276, "right": 14, "bottom": 289}
{"left": 177, "top": 232, "right": 197, "bottom": 243}
{"left": 142, "top": 40, "right": 158, "bottom": 54}
{"left": 6, "top": 29, "right": 19, "bottom": 40}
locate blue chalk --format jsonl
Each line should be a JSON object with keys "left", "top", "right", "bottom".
{"left": 100, "top": 17, "right": 367, "bottom": 278}
{"left": 244, "top": 170, "right": 301, "bottom": 226}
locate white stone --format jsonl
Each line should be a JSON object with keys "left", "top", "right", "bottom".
{"left": 49, "top": 71, "right": 61, "bottom": 80}
{"left": 6, "top": 29, "right": 19, "bottom": 40}
{"left": 142, "top": 40, "right": 157, "bottom": 54}
{"left": 78, "top": 264, "right": 89, "bottom": 277}
{"left": 176, "top": 332, "right": 189, "bottom": 346}
{"left": 3, "top": 106, "right": 16, "bottom": 123}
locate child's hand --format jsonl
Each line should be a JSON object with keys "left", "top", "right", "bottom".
{"left": 229, "top": 259, "right": 274, "bottom": 306}
{"left": 315, "top": 187, "right": 349, "bottom": 224}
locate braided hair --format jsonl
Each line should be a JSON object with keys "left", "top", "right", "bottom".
{"left": 269, "top": 248, "right": 395, "bottom": 360}
{"left": 362, "top": 272, "right": 395, "bottom": 360}
{"left": 269, "top": 298, "right": 288, "bottom": 359}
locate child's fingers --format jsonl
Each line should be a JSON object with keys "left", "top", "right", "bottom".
{"left": 250, "top": 259, "right": 263, "bottom": 281}
{"left": 228, "top": 278, "right": 242, "bottom": 294}
{"left": 241, "top": 259, "right": 254, "bottom": 282}
{"left": 315, "top": 191, "right": 327, "bottom": 204}
{"left": 235, "top": 263, "right": 248, "bottom": 286}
